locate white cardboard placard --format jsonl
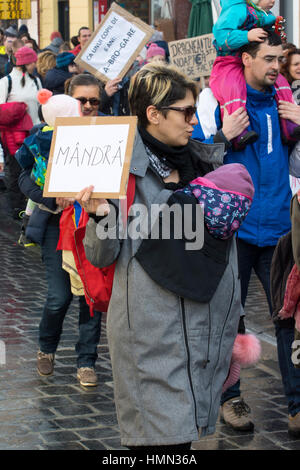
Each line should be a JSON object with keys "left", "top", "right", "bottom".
{"left": 75, "top": 2, "right": 154, "bottom": 82}
{"left": 43, "top": 116, "right": 137, "bottom": 199}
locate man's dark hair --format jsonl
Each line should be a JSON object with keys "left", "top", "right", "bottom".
{"left": 240, "top": 28, "right": 282, "bottom": 58}
{"left": 78, "top": 26, "right": 90, "bottom": 37}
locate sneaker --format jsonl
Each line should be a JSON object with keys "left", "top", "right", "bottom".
{"left": 77, "top": 367, "right": 98, "bottom": 387}
{"left": 220, "top": 397, "right": 254, "bottom": 432}
{"left": 18, "top": 232, "right": 36, "bottom": 248}
{"left": 288, "top": 412, "right": 300, "bottom": 437}
{"left": 37, "top": 350, "right": 55, "bottom": 376}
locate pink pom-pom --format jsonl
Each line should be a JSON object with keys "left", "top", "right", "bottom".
{"left": 37, "top": 89, "right": 53, "bottom": 105}
{"left": 232, "top": 333, "right": 261, "bottom": 366}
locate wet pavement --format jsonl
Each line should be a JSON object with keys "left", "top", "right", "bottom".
{"left": 0, "top": 186, "right": 300, "bottom": 451}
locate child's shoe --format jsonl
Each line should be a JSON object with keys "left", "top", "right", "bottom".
{"left": 18, "top": 214, "right": 36, "bottom": 247}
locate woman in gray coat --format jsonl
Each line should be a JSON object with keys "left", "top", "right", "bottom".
{"left": 77, "top": 64, "right": 241, "bottom": 451}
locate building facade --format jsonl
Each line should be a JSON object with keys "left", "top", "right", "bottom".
{"left": 13, "top": 0, "right": 300, "bottom": 49}
{"left": 16, "top": 0, "right": 192, "bottom": 48}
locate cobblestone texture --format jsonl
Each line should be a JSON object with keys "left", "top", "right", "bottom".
{"left": 0, "top": 188, "right": 300, "bottom": 450}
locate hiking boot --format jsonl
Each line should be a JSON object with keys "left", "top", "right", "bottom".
{"left": 77, "top": 367, "right": 98, "bottom": 387}
{"left": 37, "top": 350, "right": 55, "bottom": 376}
{"left": 288, "top": 412, "right": 300, "bottom": 437}
{"left": 220, "top": 397, "right": 254, "bottom": 432}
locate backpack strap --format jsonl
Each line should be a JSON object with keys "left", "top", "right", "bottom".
{"left": 6, "top": 74, "right": 12, "bottom": 102}
{"left": 120, "top": 173, "right": 136, "bottom": 227}
{"left": 32, "top": 75, "right": 40, "bottom": 91}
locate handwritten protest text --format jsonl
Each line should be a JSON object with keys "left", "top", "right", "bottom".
{"left": 54, "top": 142, "right": 123, "bottom": 168}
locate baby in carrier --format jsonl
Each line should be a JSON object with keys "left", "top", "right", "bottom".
{"left": 178, "top": 163, "right": 255, "bottom": 240}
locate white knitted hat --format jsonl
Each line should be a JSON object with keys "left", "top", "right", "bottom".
{"left": 37, "top": 89, "right": 82, "bottom": 127}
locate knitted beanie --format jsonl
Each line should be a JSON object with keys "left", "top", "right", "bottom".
{"left": 15, "top": 46, "right": 38, "bottom": 66}
{"left": 146, "top": 43, "right": 166, "bottom": 60}
{"left": 37, "top": 89, "right": 82, "bottom": 127}
{"left": 50, "top": 31, "right": 62, "bottom": 41}
{"left": 4, "top": 25, "right": 17, "bottom": 37}
{"left": 18, "top": 24, "right": 29, "bottom": 37}
{"left": 56, "top": 52, "right": 75, "bottom": 69}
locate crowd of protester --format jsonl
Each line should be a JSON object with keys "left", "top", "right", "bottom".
{"left": 2, "top": 0, "right": 300, "bottom": 451}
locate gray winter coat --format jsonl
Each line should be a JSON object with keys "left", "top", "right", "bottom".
{"left": 83, "top": 132, "right": 241, "bottom": 446}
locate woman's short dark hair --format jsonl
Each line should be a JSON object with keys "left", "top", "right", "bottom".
{"left": 66, "top": 73, "right": 102, "bottom": 96}
{"left": 128, "top": 63, "right": 198, "bottom": 128}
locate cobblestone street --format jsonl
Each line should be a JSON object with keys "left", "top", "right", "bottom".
{"left": 0, "top": 187, "right": 300, "bottom": 451}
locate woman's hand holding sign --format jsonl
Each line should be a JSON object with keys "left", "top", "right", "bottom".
{"left": 105, "top": 78, "right": 122, "bottom": 97}
{"left": 76, "top": 185, "right": 110, "bottom": 216}
{"left": 56, "top": 197, "right": 75, "bottom": 210}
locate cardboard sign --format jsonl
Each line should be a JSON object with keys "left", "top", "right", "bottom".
{"left": 43, "top": 116, "right": 137, "bottom": 199}
{"left": 75, "top": 2, "right": 154, "bottom": 82}
{"left": 168, "top": 33, "right": 216, "bottom": 79}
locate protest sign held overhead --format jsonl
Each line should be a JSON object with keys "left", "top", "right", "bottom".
{"left": 75, "top": 2, "right": 154, "bottom": 83}
{"left": 43, "top": 116, "right": 137, "bottom": 199}
{"left": 169, "top": 34, "right": 216, "bottom": 79}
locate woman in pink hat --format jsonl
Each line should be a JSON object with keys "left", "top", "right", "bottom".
{"left": 0, "top": 46, "right": 42, "bottom": 219}
{"left": 0, "top": 46, "right": 42, "bottom": 125}
{"left": 146, "top": 43, "right": 166, "bottom": 64}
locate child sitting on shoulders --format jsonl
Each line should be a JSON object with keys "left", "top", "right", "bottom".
{"left": 210, "top": 0, "right": 299, "bottom": 150}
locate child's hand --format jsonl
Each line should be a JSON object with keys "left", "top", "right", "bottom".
{"left": 247, "top": 28, "right": 268, "bottom": 42}
{"left": 0, "top": 162, "right": 4, "bottom": 173}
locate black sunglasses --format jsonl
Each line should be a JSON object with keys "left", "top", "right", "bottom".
{"left": 76, "top": 97, "right": 100, "bottom": 106}
{"left": 160, "top": 105, "right": 197, "bottom": 122}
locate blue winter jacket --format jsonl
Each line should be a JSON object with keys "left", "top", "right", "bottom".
{"left": 213, "top": 0, "right": 276, "bottom": 55}
{"left": 193, "top": 85, "right": 292, "bottom": 247}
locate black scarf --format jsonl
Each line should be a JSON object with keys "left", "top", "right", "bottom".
{"left": 139, "top": 127, "right": 197, "bottom": 190}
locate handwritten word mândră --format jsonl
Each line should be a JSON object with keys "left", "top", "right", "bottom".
{"left": 54, "top": 143, "right": 124, "bottom": 167}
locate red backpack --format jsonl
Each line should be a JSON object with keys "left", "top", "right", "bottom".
{"left": 57, "top": 174, "right": 136, "bottom": 315}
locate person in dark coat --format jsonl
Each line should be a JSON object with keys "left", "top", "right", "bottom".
{"left": 0, "top": 31, "right": 16, "bottom": 78}
{"left": 41, "top": 32, "right": 63, "bottom": 55}
{"left": 43, "top": 52, "right": 78, "bottom": 95}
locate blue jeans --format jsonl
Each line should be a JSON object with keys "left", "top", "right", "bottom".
{"left": 275, "top": 324, "right": 300, "bottom": 416}
{"left": 221, "top": 239, "right": 275, "bottom": 404}
{"left": 39, "top": 223, "right": 102, "bottom": 368}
